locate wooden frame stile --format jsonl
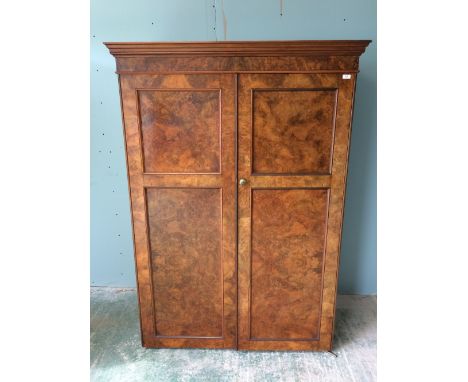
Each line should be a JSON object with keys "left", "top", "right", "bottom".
{"left": 117, "top": 74, "right": 145, "bottom": 347}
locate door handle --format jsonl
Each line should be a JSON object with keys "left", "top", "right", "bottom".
{"left": 239, "top": 178, "right": 247, "bottom": 186}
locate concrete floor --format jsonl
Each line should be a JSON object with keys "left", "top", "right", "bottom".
{"left": 91, "top": 288, "right": 376, "bottom": 382}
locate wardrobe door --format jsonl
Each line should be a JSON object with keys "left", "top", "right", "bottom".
{"left": 237, "top": 73, "right": 356, "bottom": 351}
{"left": 119, "top": 74, "right": 237, "bottom": 349}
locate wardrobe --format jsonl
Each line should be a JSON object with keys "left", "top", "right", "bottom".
{"left": 106, "top": 40, "right": 370, "bottom": 351}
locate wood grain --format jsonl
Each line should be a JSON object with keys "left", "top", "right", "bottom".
{"left": 252, "top": 89, "right": 337, "bottom": 175}
{"left": 105, "top": 40, "right": 371, "bottom": 57}
{"left": 113, "top": 56, "right": 360, "bottom": 74}
{"left": 250, "top": 189, "right": 329, "bottom": 340}
{"left": 147, "top": 188, "right": 223, "bottom": 338}
{"left": 119, "top": 72, "right": 237, "bottom": 349}
{"left": 106, "top": 40, "right": 370, "bottom": 350}
{"left": 138, "top": 89, "right": 220, "bottom": 174}
{"left": 237, "top": 73, "right": 356, "bottom": 351}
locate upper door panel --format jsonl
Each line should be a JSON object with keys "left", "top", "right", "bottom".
{"left": 252, "top": 88, "right": 337, "bottom": 175}
{"left": 138, "top": 88, "right": 221, "bottom": 174}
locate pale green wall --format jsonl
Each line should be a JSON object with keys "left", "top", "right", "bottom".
{"left": 91, "top": 0, "right": 376, "bottom": 294}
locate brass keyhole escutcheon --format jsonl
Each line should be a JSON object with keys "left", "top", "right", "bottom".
{"left": 239, "top": 178, "right": 247, "bottom": 186}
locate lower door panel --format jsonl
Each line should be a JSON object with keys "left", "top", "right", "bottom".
{"left": 249, "top": 189, "right": 329, "bottom": 342}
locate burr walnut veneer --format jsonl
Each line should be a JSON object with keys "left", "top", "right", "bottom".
{"left": 106, "top": 40, "right": 370, "bottom": 351}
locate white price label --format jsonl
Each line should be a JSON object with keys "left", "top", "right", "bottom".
{"left": 342, "top": 74, "right": 352, "bottom": 79}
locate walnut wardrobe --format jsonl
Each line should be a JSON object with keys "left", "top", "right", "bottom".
{"left": 106, "top": 40, "right": 370, "bottom": 351}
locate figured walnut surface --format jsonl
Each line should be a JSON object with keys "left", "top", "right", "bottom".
{"left": 252, "top": 89, "right": 337, "bottom": 174}
{"left": 119, "top": 72, "right": 237, "bottom": 349}
{"left": 147, "top": 188, "right": 223, "bottom": 337}
{"left": 250, "top": 189, "right": 329, "bottom": 340}
{"left": 105, "top": 41, "right": 369, "bottom": 73}
{"left": 237, "top": 73, "right": 356, "bottom": 351}
{"left": 114, "top": 56, "right": 360, "bottom": 73}
{"left": 138, "top": 90, "right": 220, "bottom": 173}
{"left": 107, "top": 41, "right": 369, "bottom": 351}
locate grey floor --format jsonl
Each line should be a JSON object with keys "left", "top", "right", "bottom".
{"left": 91, "top": 288, "right": 376, "bottom": 382}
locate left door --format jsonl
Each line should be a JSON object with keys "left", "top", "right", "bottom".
{"left": 119, "top": 74, "right": 237, "bottom": 349}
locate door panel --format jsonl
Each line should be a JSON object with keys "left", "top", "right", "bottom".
{"left": 138, "top": 89, "right": 221, "bottom": 174}
{"left": 120, "top": 74, "right": 236, "bottom": 348}
{"left": 238, "top": 73, "right": 356, "bottom": 351}
{"left": 250, "top": 188, "right": 329, "bottom": 340}
{"left": 252, "top": 89, "right": 337, "bottom": 175}
{"left": 147, "top": 188, "right": 223, "bottom": 338}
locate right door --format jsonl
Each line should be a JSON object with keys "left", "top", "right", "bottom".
{"left": 237, "top": 73, "right": 356, "bottom": 350}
